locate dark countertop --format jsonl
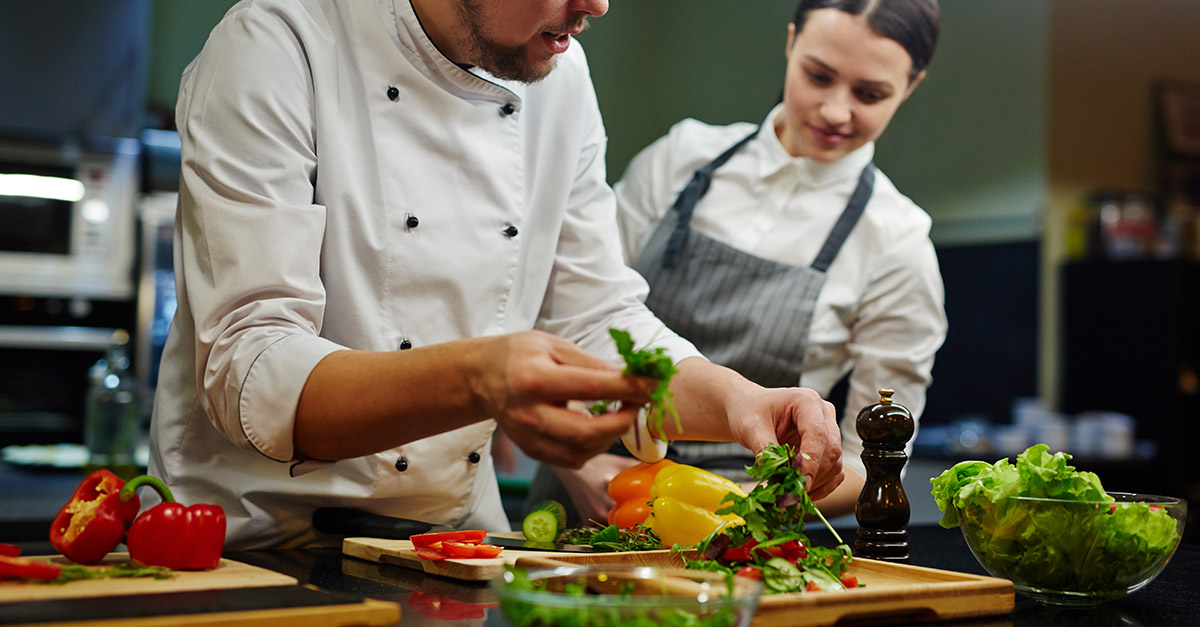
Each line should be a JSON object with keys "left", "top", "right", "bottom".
{"left": 217, "top": 524, "right": 1198, "bottom": 627}
{"left": 3, "top": 464, "right": 1196, "bottom": 626}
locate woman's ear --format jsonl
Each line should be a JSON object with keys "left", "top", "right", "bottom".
{"left": 786, "top": 22, "right": 796, "bottom": 58}
{"left": 903, "top": 70, "right": 927, "bottom": 101}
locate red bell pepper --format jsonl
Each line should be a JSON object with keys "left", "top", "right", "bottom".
{"left": 49, "top": 469, "right": 141, "bottom": 564}
{"left": 119, "top": 475, "right": 226, "bottom": 570}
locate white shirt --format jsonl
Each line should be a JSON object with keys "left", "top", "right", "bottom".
{"left": 149, "top": 0, "right": 701, "bottom": 549}
{"left": 615, "top": 106, "right": 947, "bottom": 477}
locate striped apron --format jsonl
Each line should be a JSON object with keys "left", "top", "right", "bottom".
{"left": 634, "top": 129, "right": 876, "bottom": 478}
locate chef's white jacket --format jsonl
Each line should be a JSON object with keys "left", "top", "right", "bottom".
{"left": 148, "top": 0, "right": 701, "bottom": 549}
{"left": 615, "top": 105, "right": 948, "bottom": 478}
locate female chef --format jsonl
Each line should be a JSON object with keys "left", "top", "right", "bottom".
{"left": 538, "top": 0, "right": 948, "bottom": 522}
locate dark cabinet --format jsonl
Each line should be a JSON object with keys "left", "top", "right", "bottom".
{"left": 1059, "top": 259, "right": 1199, "bottom": 539}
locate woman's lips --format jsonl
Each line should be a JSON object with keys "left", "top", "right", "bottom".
{"left": 810, "top": 125, "right": 849, "bottom": 148}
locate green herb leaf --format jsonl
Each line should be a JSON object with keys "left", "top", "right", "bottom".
{"left": 605, "top": 328, "right": 679, "bottom": 438}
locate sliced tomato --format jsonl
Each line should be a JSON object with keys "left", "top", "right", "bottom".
{"left": 0, "top": 555, "right": 62, "bottom": 580}
{"left": 414, "top": 547, "right": 448, "bottom": 561}
{"left": 410, "top": 530, "right": 487, "bottom": 548}
{"left": 0, "top": 543, "right": 20, "bottom": 557}
{"left": 840, "top": 575, "right": 859, "bottom": 588}
{"left": 805, "top": 580, "right": 822, "bottom": 592}
{"left": 735, "top": 565, "right": 763, "bottom": 580}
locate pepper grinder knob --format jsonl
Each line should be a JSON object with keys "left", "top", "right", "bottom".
{"left": 854, "top": 388, "right": 914, "bottom": 562}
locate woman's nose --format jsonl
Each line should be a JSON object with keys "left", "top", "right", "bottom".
{"left": 819, "top": 93, "right": 852, "bottom": 127}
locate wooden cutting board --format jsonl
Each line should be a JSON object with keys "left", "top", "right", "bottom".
{"left": 342, "top": 536, "right": 692, "bottom": 582}
{"left": 343, "top": 537, "right": 1013, "bottom": 626}
{"left": 0, "top": 553, "right": 400, "bottom": 627}
{"left": 0, "top": 552, "right": 297, "bottom": 603}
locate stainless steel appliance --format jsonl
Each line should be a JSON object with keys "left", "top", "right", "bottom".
{"left": 0, "top": 134, "right": 140, "bottom": 299}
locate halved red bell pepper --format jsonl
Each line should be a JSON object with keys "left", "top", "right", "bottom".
{"left": 119, "top": 475, "right": 226, "bottom": 570}
{"left": 49, "top": 469, "right": 141, "bottom": 564}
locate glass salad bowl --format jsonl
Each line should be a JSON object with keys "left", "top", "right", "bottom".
{"left": 490, "top": 563, "right": 763, "bottom": 627}
{"left": 956, "top": 492, "right": 1187, "bottom": 607}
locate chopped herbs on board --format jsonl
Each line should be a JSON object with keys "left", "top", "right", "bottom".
{"left": 684, "top": 443, "right": 858, "bottom": 594}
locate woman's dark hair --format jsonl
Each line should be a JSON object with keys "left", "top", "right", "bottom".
{"left": 793, "top": 0, "right": 940, "bottom": 82}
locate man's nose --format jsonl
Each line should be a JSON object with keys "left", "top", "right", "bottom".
{"left": 572, "top": 0, "right": 609, "bottom": 18}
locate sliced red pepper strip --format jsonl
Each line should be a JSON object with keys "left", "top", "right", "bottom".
{"left": 441, "top": 541, "right": 479, "bottom": 558}
{"left": 49, "top": 469, "right": 141, "bottom": 564}
{"left": 0, "top": 555, "right": 62, "bottom": 581}
{"left": 0, "top": 543, "right": 20, "bottom": 557}
{"left": 120, "top": 475, "right": 226, "bottom": 570}
{"left": 414, "top": 547, "right": 448, "bottom": 561}
{"left": 472, "top": 543, "right": 503, "bottom": 558}
{"left": 410, "top": 530, "right": 486, "bottom": 548}
{"left": 840, "top": 575, "right": 859, "bottom": 588}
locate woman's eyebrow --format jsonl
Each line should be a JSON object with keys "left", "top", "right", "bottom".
{"left": 803, "top": 55, "right": 895, "bottom": 92}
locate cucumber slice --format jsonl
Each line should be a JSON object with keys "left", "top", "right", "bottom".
{"left": 523, "top": 500, "right": 566, "bottom": 543}
{"left": 762, "top": 557, "right": 803, "bottom": 593}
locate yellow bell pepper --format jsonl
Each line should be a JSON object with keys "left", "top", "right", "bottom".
{"left": 644, "top": 464, "right": 746, "bottom": 548}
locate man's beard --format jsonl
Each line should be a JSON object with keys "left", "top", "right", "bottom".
{"left": 454, "top": 0, "right": 560, "bottom": 84}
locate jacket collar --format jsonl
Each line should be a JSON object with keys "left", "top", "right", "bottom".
{"left": 390, "top": 0, "right": 526, "bottom": 107}
{"left": 755, "top": 103, "right": 874, "bottom": 190}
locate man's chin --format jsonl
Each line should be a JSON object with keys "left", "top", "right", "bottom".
{"left": 481, "top": 52, "right": 557, "bottom": 84}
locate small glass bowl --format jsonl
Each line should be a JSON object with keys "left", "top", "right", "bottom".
{"left": 956, "top": 492, "right": 1186, "bottom": 607}
{"left": 490, "top": 563, "right": 763, "bottom": 627}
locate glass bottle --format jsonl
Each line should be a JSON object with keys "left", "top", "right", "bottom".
{"left": 83, "top": 329, "right": 141, "bottom": 479}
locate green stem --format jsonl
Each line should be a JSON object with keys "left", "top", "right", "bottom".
{"left": 119, "top": 475, "right": 175, "bottom": 504}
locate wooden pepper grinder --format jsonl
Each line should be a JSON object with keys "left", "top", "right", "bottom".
{"left": 854, "top": 388, "right": 914, "bottom": 562}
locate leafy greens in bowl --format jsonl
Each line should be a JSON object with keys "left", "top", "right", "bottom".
{"left": 931, "top": 444, "right": 1185, "bottom": 606}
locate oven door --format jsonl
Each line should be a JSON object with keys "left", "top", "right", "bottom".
{"left": 0, "top": 325, "right": 116, "bottom": 445}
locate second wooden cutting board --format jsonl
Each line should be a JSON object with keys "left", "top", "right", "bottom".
{"left": 342, "top": 536, "right": 691, "bottom": 581}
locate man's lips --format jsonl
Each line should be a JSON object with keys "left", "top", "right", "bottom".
{"left": 541, "top": 22, "right": 585, "bottom": 55}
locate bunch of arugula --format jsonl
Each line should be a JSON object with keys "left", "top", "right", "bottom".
{"left": 684, "top": 443, "right": 855, "bottom": 594}
{"left": 931, "top": 443, "right": 1181, "bottom": 592}
{"left": 590, "top": 328, "right": 680, "bottom": 439}
{"left": 557, "top": 521, "right": 664, "bottom": 552}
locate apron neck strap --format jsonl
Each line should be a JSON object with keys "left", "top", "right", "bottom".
{"left": 662, "top": 128, "right": 760, "bottom": 269}
{"left": 810, "top": 162, "right": 875, "bottom": 272}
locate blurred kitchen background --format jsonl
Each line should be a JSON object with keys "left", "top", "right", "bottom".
{"left": 0, "top": 1, "right": 1197, "bottom": 542}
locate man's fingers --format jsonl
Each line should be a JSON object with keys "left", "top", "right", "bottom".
{"left": 507, "top": 404, "right": 638, "bottom": 468}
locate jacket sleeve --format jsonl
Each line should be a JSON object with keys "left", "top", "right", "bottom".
{"left": 838, "top": 226, "right": 947, "bottom": 477}
{"left": 175, "top": 5, "right": 343, "bottom": 462}
{"left": 532, "top": 51, "right": 701, "bottom": 365}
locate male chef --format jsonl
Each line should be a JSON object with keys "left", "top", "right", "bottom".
{"left": 149, "top": 0, "right": 843, "bottom": 549}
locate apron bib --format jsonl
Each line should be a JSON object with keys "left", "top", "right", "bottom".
{"left": 633, "top": 129, "right": 875, "bottom": 474}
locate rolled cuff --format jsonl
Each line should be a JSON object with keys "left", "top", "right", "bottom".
{"left": 238, "top": 333, "right": 345, "bottom": 462}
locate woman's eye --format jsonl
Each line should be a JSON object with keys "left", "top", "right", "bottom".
{"left": 806, "top": 71, "right": 832, "bottom": 85}
{"left": 857, "top": 90, "right": 887, "bottom": 104}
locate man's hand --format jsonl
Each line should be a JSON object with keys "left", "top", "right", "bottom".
{"left": 472, "top": 331, "right": 654, "bottom": 468}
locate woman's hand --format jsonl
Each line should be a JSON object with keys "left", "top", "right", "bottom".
{"left": 725, "top": 386, "right": 844, "bottom": 501}
{"left": 668, "top": 358, "right": 844, "bottom": 501}
{"left": 471, "top": 331, "right": 655, "bottom": 468}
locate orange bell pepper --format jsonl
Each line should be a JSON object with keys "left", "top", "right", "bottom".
{"left": 606, "top": 459, "right": 676, "bottom": 528}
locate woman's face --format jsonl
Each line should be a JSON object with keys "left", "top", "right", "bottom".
{"left": 777, "top": 9, "right": 924, "bottom": 162}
